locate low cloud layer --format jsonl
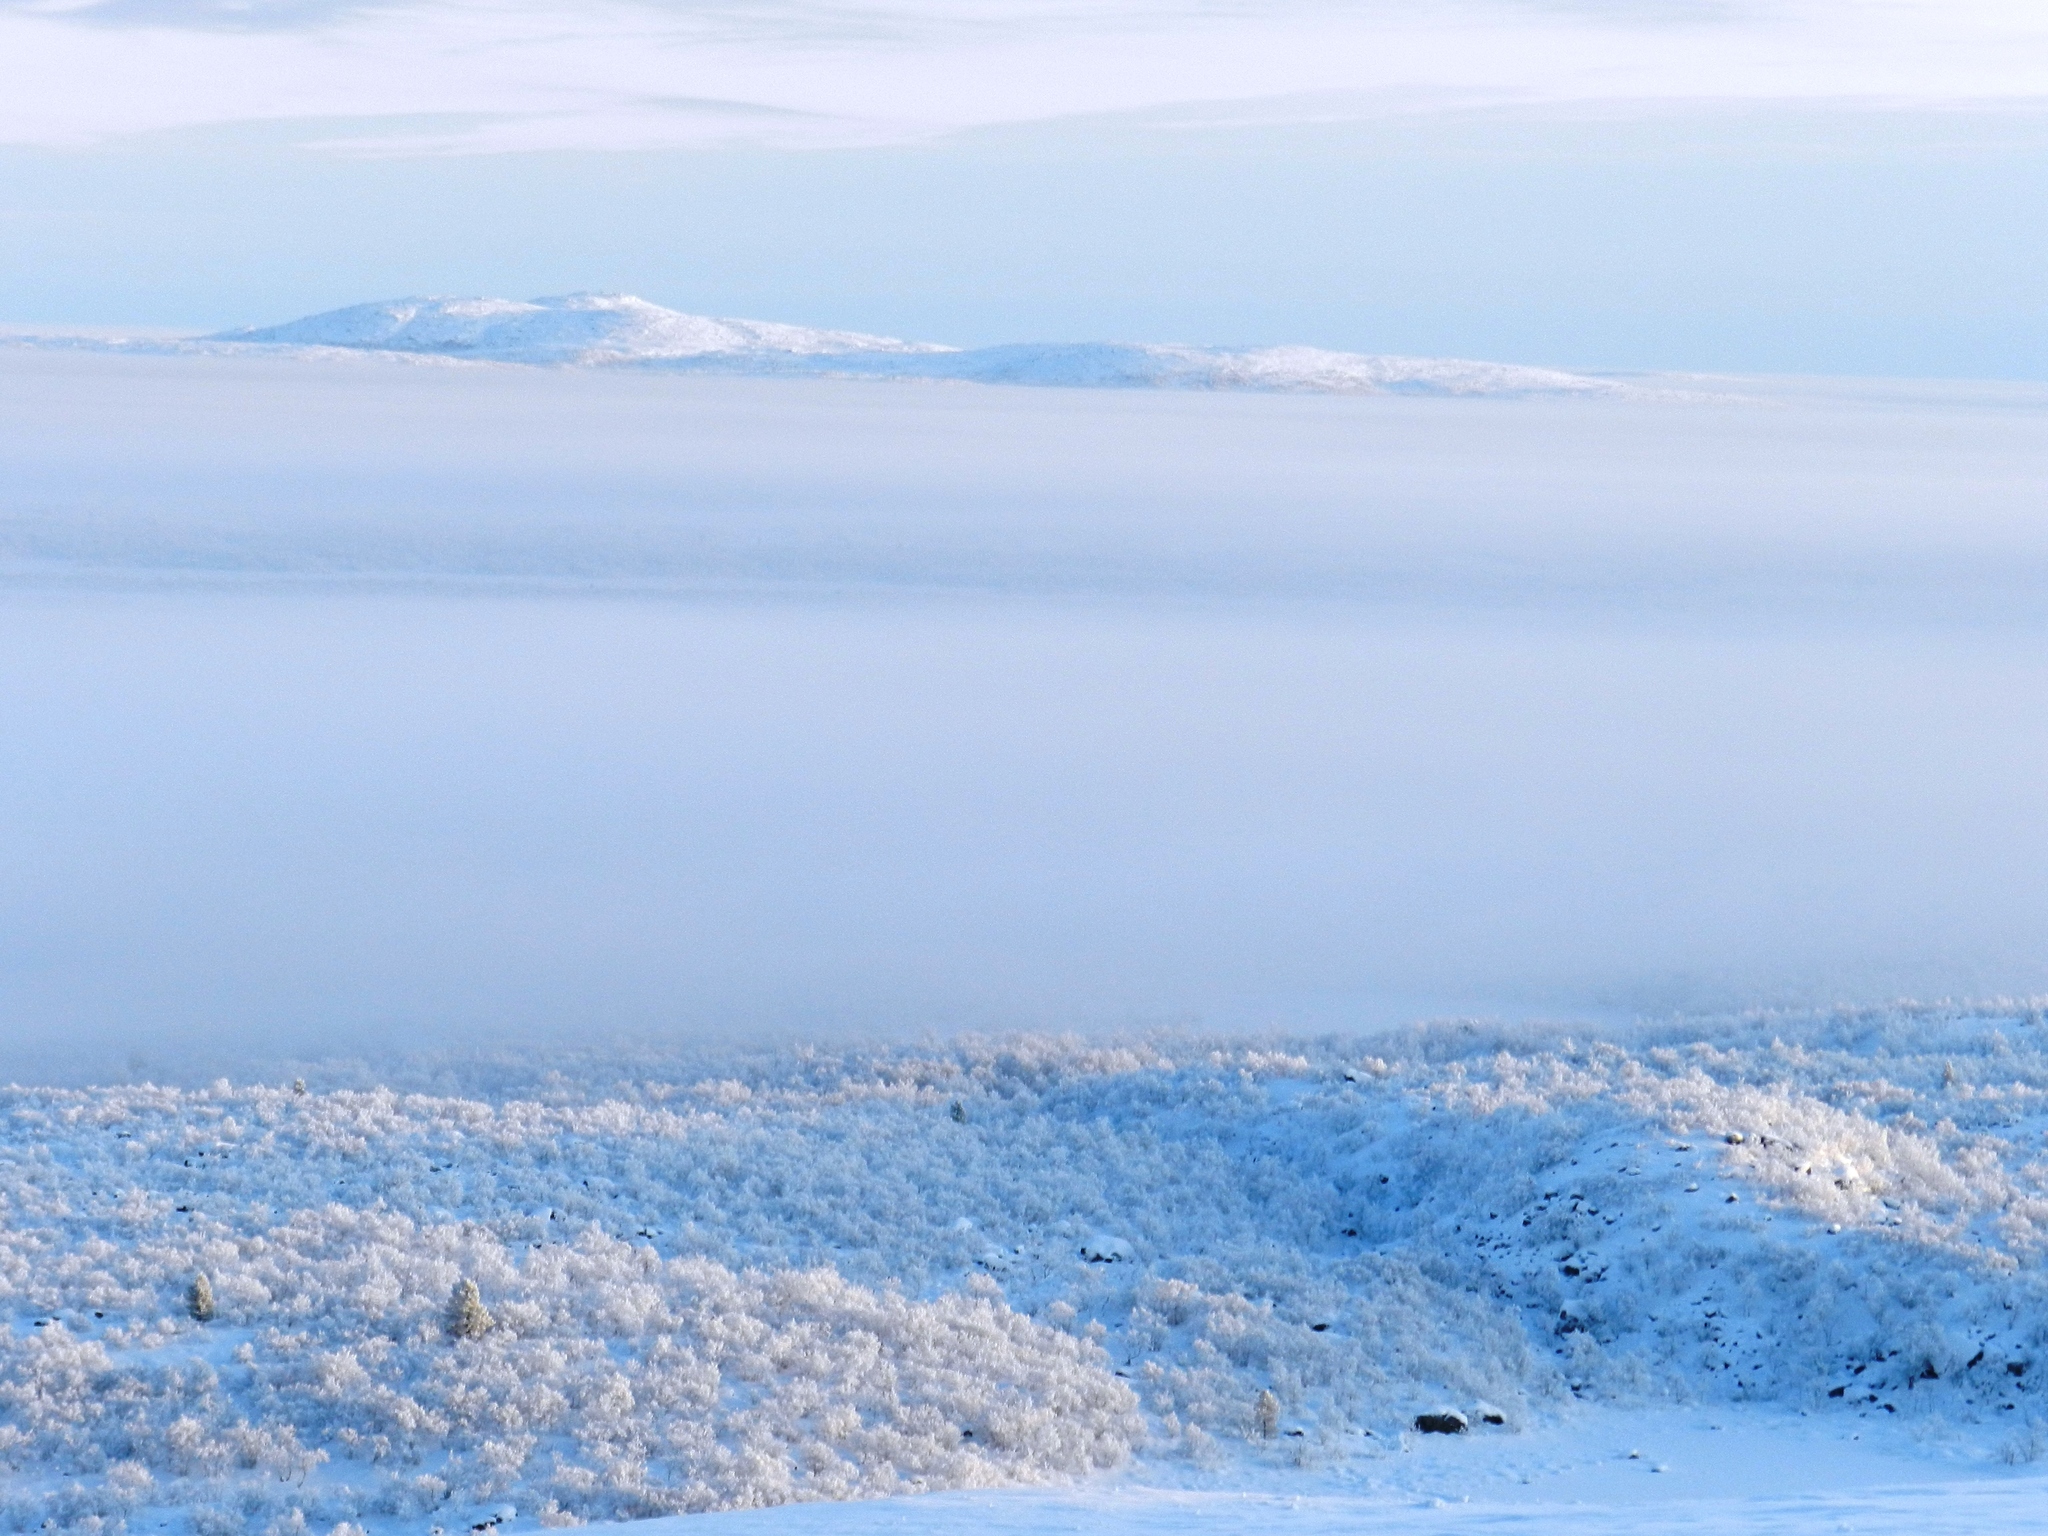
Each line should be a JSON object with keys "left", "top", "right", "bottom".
{"left": 6, "top": 353, "right": 2048, "bottom": 1080}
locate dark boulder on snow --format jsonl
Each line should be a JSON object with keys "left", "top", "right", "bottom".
{"left": 1079, "top": 1234, "right": 1132, "bottom": 1262}
{"left": 1414, "top": 1411, "right": 1469, "bottom": 1434}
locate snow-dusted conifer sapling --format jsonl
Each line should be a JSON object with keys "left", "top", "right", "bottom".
{"left": 446, "top": 1277, "right": 495, "bottom": 1340}
{"left": 1255, "top": 1389, "right": 1279, "bottom": 1439}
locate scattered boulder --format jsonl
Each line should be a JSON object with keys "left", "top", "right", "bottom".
{"left": 1079, "top": 1234, "right": 1131, "bottom": 1263}
{"left": 1414, "top": 1411, "right": 1468, "bottom": 1435}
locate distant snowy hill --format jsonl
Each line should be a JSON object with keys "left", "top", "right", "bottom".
{"left": 212, "top": 292, "right": 951, "bottom": 365}
{"left": 205, "top": 292, "right": 1623, "bottom": 397}
{"left": 851, "top": 340, "right": 1620, "bottom": 396}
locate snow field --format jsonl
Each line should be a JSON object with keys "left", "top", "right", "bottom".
{"left": 8, "top": 1011, "right": 2048, "bottom": 1532}
{"left": 654, "top": 1455, "right": 2048, "bottom": 1536}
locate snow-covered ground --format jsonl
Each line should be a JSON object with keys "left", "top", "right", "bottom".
{"left": 667, "top": 1431, "right": 2048, "bottom": 1536}
{"left": 669, "top": 1406, "right": 2048, "bottom": 1536}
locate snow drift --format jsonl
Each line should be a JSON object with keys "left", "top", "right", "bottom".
{"left": 7, "top": 1011, "right": 2048, "bottom": 1533}
{"left": 200, "top": 293, "right": 1621, "bottom": 397}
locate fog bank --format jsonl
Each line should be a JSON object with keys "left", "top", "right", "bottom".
{"left": 5, "top": 355, "right": 2047, "bottom": 1082}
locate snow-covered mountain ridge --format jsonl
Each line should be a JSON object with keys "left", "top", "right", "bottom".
{"left": 199, "top": 292, "right": 1623, "bottom": 397}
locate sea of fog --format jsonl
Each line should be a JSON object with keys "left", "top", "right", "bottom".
{"left": 4, "top": 349, "right": 2048, "bottom": 1082}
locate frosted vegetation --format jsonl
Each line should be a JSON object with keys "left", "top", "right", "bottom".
{"left": 9, "top": 1012, "right": 2048, "bottom": 1533}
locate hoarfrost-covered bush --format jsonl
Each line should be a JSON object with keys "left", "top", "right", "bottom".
{"left": 0, "top": 1222, "right": 1139, "bottom": 1529}
{"left": 2000, "top": 1418, "right": 2048, "bottom": 1465}
{"left": 8, "top": 1011, "right": 2048, "bottom": 1528}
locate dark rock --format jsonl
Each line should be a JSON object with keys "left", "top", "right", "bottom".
{"left": 1414, "top": 1412, "right": 1468, "bottom": 1435}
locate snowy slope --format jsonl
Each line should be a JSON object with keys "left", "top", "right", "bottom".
{"left": 193, "top": 293, "right": 1622, "bottom": 396}
{"left": 8, "top": 1012, "right": 2048, "bottom": 1535}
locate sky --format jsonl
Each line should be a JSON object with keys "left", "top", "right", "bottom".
{"left": 2, "top": 0, "right": 2046, "bottom": 372}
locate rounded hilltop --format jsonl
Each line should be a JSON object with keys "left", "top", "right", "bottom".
{"left": 210, "top": 291, "right": 954, "bottom": 365}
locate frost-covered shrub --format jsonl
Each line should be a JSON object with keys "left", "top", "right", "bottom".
{"left": 2000, "top": 1418, "right": 2048, "bottom": 1465}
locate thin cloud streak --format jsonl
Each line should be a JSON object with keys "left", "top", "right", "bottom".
{"left": 1, "top": 0, "right": 2045, "bottom": 152}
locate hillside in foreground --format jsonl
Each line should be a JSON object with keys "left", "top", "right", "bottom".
{"left": 6, "top": 1008, "right": 2048, "bottom": 1533}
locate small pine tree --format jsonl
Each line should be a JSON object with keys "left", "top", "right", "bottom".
{"left": 1254, "top": 1388, "right": 1279, "bottom": 1439}
{"left": 446, "top": 1277, "right": 494, "bottom": 1340}
{"left": 189, "top": 1273, "right": 216, "bottom": 1322}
